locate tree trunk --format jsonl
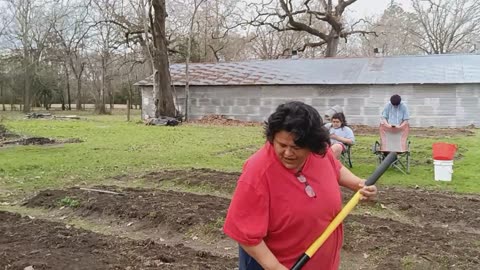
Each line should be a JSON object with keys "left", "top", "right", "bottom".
{"left": 65, "top": 63, "right": 71, "bottom": 110}
{"left": 96, "top": 58, "right": 107, "bottom": 114}
{"left": 76, "top": 76, "right": 82, "bottom": 110}
{"left": 23, "top": 60, "right": 32, "bottom": 113}
{"left": 44, "top": 96, "right": 49, "bottom": 110}
{"left": 108, "top": 79, "right": 114, "bottom": 110}
{"left": 60, "top": 89, "right": 66, "bottom": 111}
{"left": 184, "top": 22, "right": 192, "bottom": 121}
{"left": 127, "top": 86, "right": 131, "bottom": 121}
{"left": 75, "top": 63, "right": 85, "bottom": 110}
{"left": 152, "top": 0, "right": 176, "bottom": 118}
{"left": 96, "top": 82, "right": 106, "bottom": 114}
{"left": 23, "top": 76, "right": 31, "bottom": 112}
{"left": 1, "top": 82, "right": 5, "bottom": 111}
{"left": 325, "top": 36, "right": 340, "bottom": 57}
{"left": 96, "top": 85, "right": 106, "bottom": 114}
{"left": 10, "top": 94, "right": 15, "bottom": 111}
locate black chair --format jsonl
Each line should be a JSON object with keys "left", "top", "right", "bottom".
{"left": 341, "top": 144, "right": 353, "bottom": 168}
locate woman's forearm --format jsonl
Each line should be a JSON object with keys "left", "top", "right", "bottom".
{"left": 338, "top": 166, "right": 364, "bottom": 191}
{"left": 337, "top": 136, "right": 353, "bottom": 145}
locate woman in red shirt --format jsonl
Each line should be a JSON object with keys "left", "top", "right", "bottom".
{"left": 223, "top": 101, "right": 377, "bottom": 270}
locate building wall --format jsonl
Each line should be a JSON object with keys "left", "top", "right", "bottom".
{"left": 141, "top": 87, "right": 155, "bottom": 120}
{"left": 141, "top": 84, "right": 480, "bottom": 127}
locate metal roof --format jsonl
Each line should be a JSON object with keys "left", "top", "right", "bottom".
{"left": 134, "top": 54, "right": 480, "bottom": 86}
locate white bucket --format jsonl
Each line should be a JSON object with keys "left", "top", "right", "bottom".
{"left": 433, "top": 160, "right": 454, "bottom": 181}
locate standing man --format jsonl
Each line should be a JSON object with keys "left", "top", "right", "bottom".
{"left": 381, "top": 94, "right": 409, "bottom": 128}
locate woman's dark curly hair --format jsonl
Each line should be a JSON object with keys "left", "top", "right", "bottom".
{"left": 265, "top": 101, "right": 330, "bottom": 155}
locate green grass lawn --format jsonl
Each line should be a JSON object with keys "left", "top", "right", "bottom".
{"left": 1, "top": 110, "right": 479, "bottom": 197}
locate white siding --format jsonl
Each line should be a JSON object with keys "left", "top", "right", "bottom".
{"left": 142, "top": 84, "right": 480, "bottom": 128}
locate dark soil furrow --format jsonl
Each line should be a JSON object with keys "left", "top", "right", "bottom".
{"left": 0, "top": 211, "right": 236, "bottom": 270}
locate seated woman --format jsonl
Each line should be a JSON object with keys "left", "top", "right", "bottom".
{"left": 329, "top": 112, "right": 355, "bottom": 159}
{"left": 323, "top": 105, "right": 343, "bottom": 129}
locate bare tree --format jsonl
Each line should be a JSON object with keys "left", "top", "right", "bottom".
{"left": 90, "top": 0, "right": 176, "bottom": 117}
{"left": 9, "top": 0, "right": 34, "bottom": 112}
{"left": 238, "top": 0, "right": 374, "bottom": 57}
{"left": 358, "top": 3, "right": 421, "bottom": 56}
{"left": 410, "top": 0, "right": 480, "bottom": 54}
{"left": 0, "top": 10, "right": 11, "bottom": 38}
{"left": 90, "top": 0, "right": 127, "bottom": 114}
{"left": 53, "top": 0, "right": 92, "bottom": 110}
{"left": 151, "top": 0, "right": 175, "bottom": 117}
{"left": 0, "top": 57, "right": 6, "bottom": 111}
{"left": 6, "top": 0, "right": 58, "bottom": 112}
{"left": 249, "top": 26, "right": 309, "bottom": 59}
{"left": 184, "top": 0, "right": 205, "bottom": 121}
{"left": 0, "top": 11, "right": 11, "bottom": 111}
{"left": 199, "top": 0, "right": 240, "bottom": 62}
{"left": 167, "top": 0, "right": 254, "bottom": 63}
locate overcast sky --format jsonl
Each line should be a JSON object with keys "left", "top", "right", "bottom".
{"left": 348, "top": 0, "right": 412, "bottom": 19}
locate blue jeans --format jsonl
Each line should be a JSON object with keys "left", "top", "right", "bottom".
{"left": 239, "top": 246, "right": 263, "bottom": 270}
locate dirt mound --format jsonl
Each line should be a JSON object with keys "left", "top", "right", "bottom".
{"left": 24, "top": 183, "right": 480, "bottom": 269}
{"left": 26, "top": 187, "right": 231, "bottom": 235}
{"left": 1, "top": 136, "right": 56, "bottom": 146}
{"left": 187, "top": 116, "right": 477, "bottom": 136}
{"left": 352, "top": 125, "right": 476, "bottom": 137}
{"left": 190, "top": 114, "right": 262, "bottom": 126}
{"left": 0, "top": 211, "right": 236, "bottom": 270}
{"left": 0, "top": 125, "right": 83, "bottom": 147}
{"left": 0, "top": 133, "right": 83, "bottom": 147}
{"left": 0, "top": 124, "right": 7, "bottom": 137}
{"left": 140, "top": 169, "right": 480, "bottom": 233}
{"left": 0, "top": 124, "right": 19, "bottom": 140}
{"left": 144, "top": 168, "right": 240, "bottom": 194}
{"left": 4, "top": 137, "right": 56, "bottom": 145}
{"left": 376, "top": 186, "right": 480, "bottom": 231}
{"left": 61, "top": 138, "right": 84, "bottom": 143}
{"left": 344, "top": 214, "right": 479, "bottom": 269}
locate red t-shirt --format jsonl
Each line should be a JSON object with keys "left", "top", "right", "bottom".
{"left": 223, "top": 142, "right": 343, "bottom": 270}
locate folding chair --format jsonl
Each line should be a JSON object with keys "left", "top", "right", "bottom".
{"left": 341, "top": 144, "right": 353, "bottom": 168}
{"left": 372, "top": 124, "right": 410, "bottom": 174}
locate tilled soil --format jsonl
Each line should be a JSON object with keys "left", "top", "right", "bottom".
{"left": 0, "top": 124, "right": 20, "bottom": 141}
{"left": 142, "top": 168, "right": 480, "bottom": 232}
{"left": 376, "top": 186, "right": 480, "bottom": 232}
{"left": 2, "top": 137, "right": 56, "bottom": 145}
{"left": 190, "top": 114, "right": 261, "bottom": 127}
{"left": 186, "top": 116, "right": 476, "bottom": 137}
{"left": 25, "top": 187, "right": 230, "bottom": 235}
{"left": 343, "top": 215, "right": 480, "bottom": 269}
{"left": 143, "top": 168, "right": 240, "bottom": 194}
{"left": 0, "top": 211, "right": 236, "bottom": 270}
{"left": 23, "top": 181, "right": 480, "bottom": 269}
{"left": 0, "top": 125, "right": 82, "bottom": 147}
{"left": 351, "top": 125, "right": 476, "bottom": 137}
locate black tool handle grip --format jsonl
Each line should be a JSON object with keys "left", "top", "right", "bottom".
{"left": 290, "top": 254, "right": 310, "bottom": 270}
{"left": 365, "top": 152, "right": 397, "bottom": 186}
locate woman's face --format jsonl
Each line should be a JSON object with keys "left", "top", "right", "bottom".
{"left": 331, "top": 118, "right": 342, "bottom": 128}
{"left": 272, "top": 130, "right": 310, "bottom": 171}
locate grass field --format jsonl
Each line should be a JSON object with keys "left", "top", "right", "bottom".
{"left": 1, "top": 109, "right": 479, "bottom": 197}
{"left": 1, "top": 109, "right": 479, "bottom": 270}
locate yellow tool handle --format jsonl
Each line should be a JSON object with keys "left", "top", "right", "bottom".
{"left": 306, "top": 191, "right": 361, "bottom": 256}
